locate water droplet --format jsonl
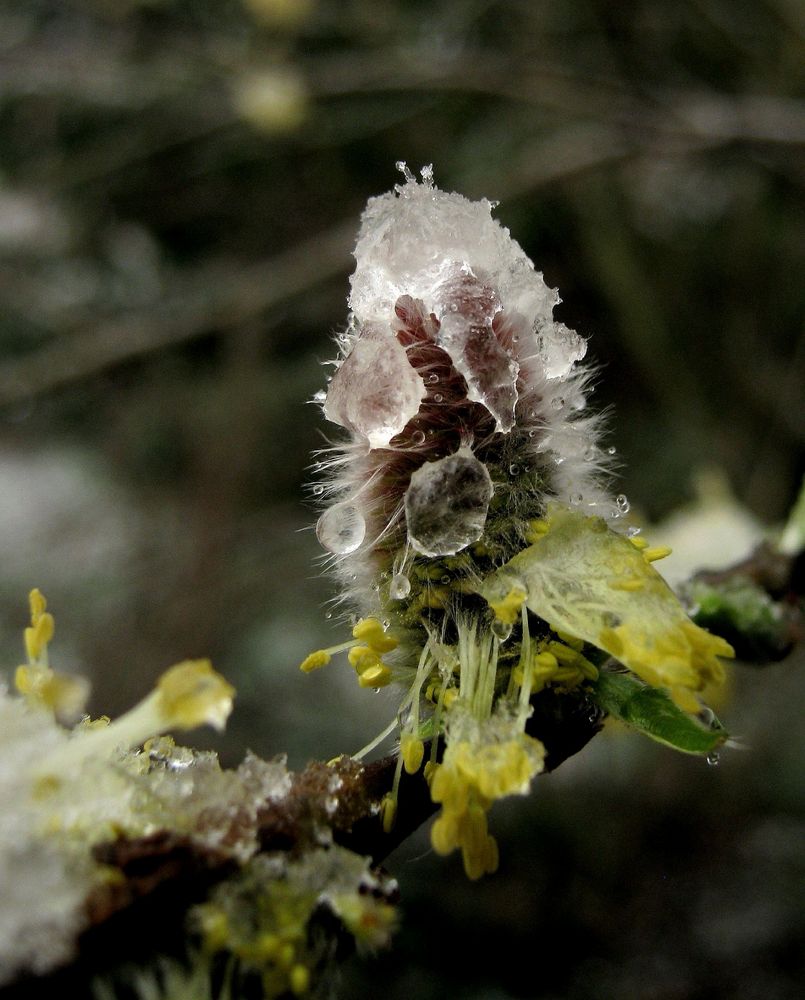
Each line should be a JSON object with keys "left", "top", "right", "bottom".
{"left": 509, "top": 464, "right": 520, "bottom": 476}
{"left": 312, "top": 484, "right": 324, "bottom": 496}
{"left": 527, "top": 429, "right": 536, "bottom": 438}
{"left": 313, "top": 389, "right": 327, "bottom": 404}
{"left": 551, "top": 397, "right": 564, "bottom": 410}
{"left": 626, "top": 525, "right": 641, "bottom": 538}
{"left": 607, "top": 446, "right": 617, "bottom": 456}
{"left": 491, "top": 620, "right": 513, "bottom": 642}
{"left": 325, "top": 611, "right": 333, "bottom": 620}
{"left": 616, "top": 494, "right": 631, "bottom": 514}
{"left": 433, "top": 393, "right": 444, "bottom": 403}
{"left": 411, "top": 429, "right": 426, "bottom": 445}
{"left": 440, "top": 575, "right": 450, "bottom": 585}
{"left": 706, "top": 751, "right": 720, "bottom": 767}
{"left": 427, "top": 373, "right": 439, "bottom": 384}
{"left": 570, "top": 493, "right": 583, "bottom": 505}
{"left": 389, "top": 574, "right": 411, "bottom": 599}
{"left": 315, "top": 502, "right": 366, "bottom": 554}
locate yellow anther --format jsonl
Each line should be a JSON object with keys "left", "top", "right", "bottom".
{"left": 352, "top": 618, "right": 397, "bottom": 653}
{"left": 554, "top": 630, "right": 584, "bottom": 651}
{"left": 348, "top": 645, "right": 380, "bottom": 673}
{"left": 400, "top": 733, "right": 425, "bottom": 774}
{"left": 156, "top": 659, "right": 235, "bottom": 731}
{"left": 488, "top": 586, "right": 527, "bottom": 625}
{"left": 553, "top": 666, "right": 583, "bottom": 685}
{"left": 643, "top": 545, "right": 673, "bottom": 563}
{"left": 534, "top": 651, "right": 559, "bottom": 670}
{"left": 575, "top": 654, "right": 599, "bottom": 681}
{"left": 29, "top": 588, "right": 47, "bottom": 621}
{"left": 669, "top": 685, "right": 702, "bottom": 714}
{"left": 358, "top": 663, "right": 392, "bottom": 688}
{"left": 598, "top": 627, "right": 624, "bottom": 657}
{"left": 629, "top": 535, "right": 649, "bottom": 549}
{"left": 299, "top": 649, "right": 331, "bottom": 673}
{"left": 381, "top": 794, "right": 397, "bottom": 833}
{"left": 546, "top": 641, "right": 579, "bottom": 665}
{"left": 608, "top": 578, "right": 645, "bottom": 592}
{"left": 290, "top": 964, "right": 310, "bottom": 996}
{"left": 525, "top": 519, "right": 549, "bottom": 543}
{"left": 442, "top": 687, "right": 459, "bottom": 709}
{"left": 430, "top": 812, "right": 458, "bottom": 855}
{"left": 14, "top": 664, "right": 88, "bottom": 717}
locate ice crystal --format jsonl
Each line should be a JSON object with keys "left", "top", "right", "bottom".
{"left": 404, "top": 446, "right": 494, "bottom": 556}
{"left": 323, "top": 322, "right": 426, "bottom": 448}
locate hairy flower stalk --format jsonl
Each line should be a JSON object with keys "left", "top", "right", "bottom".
{"left": 302, "top": 165, "right": 734, "bottom": 878}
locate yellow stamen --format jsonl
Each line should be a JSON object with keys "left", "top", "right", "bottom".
{"left": 352, "top": 618, "right": 398, "bottom": 653}
{"left": 643, "top": 545, "right": 673, "bottom": 562}
{"left": 400, "top": 733, "right": 425, "bottom": 774}
{"left": 299, "top": 650, "right": 331, "bottom": 673}
{"left": 358, "top": 663, "right": 392, "bottom": 688}
{"left": 488, "top": 586, "right": 527, "bottom": 625}
{"left": 290, "top": 964, "right": 310, "bottom": 996}
{"left": 381, "top": 793, "right": 396, "bottom": 833}
{"left": 347, "top": 645, "right": 380, "bottom": 673}
{"left": 608, "top": 578, "right": 645, "bottom": 592}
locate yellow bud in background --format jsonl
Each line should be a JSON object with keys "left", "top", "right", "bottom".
{"left": 233, "top": 67, "right": 308, "bottom": 134}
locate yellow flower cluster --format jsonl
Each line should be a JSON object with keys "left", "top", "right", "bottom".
{"left": 299, "top": 618, "right": 397, "bottom": 689}
{"left": 429, "top": 732, "right": 545, "bottom": 880}
{"left": 14, "top": 589, "right": 88, "bottom": 719}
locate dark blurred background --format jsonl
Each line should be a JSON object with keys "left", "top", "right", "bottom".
{"left": 0, "top": 1, "right": 803, "bottom": 997}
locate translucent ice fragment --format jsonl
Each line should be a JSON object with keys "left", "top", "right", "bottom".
{"left": 316, "top": 501, "right": 366, "bottom": 554}
{"left": 537, "top": 320, "right": 587, "bottom": 380}
{"left": 324, "top": 323, "right": 426, "bottom": 448}
{"left": 434, "top": 267, "right": 519, "bottom": 432}
{"left": 404, "top": 447, "right": 494, "bottom": 556}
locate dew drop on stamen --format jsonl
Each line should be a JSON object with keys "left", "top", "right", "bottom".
{"left": 509, "top": 464, "right": 520, "bottom": 476}
{"left": 706, "top": 751, "right": 720, "bottom": 767}
{"left": 411, "top": 429, "right": 426, "bottom": 445}
{"left": 616, "top": 494, "right": 631, "bottom": 514}
{"left": 427, "top": 373, "right": 439, "bottom": 384}
{"left": 313, "top": 389, "right": 327, "bottom": 404}
{"left": 491, "top": 619, "right": 513, "bottom": 642}
{"left": 607, "top": 446, "right": 617, "bottom": 456}
{"left": 389, "top": 574, "right": 411, "bottom": 600}
{"left": 312, "top": 484, "right": 324, "bottom": 496}
{"left": 316, "top": 501, "right": 366, "bottom": 554}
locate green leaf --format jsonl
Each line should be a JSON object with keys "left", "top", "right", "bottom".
{"left": 591, "top": 670, "right": 728, "bottom": 754}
